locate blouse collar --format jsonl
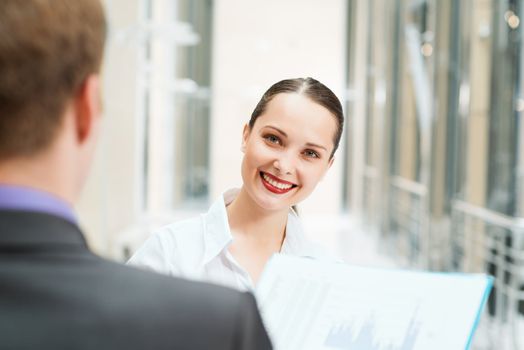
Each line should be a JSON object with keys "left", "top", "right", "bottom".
{"left": 200, "top": 188, "right": 324, "bottom": 267}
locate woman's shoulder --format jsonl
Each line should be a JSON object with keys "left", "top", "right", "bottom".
{"left": 134, "top": 192, "right": 229, "bottom": 257}
{"left": 127, "top": 215, "right": 207, "bottom": 274}
{"left": 302, "top": 240, "right": 342, "bottom": 262}
{"left": 155, "top": 215, "right": 205, "bottom": 238}
{"left": 146, "top": 215, "right": 209, "bottom": 258}
{"left": 285, "top": 212, "right": 342, "bottom": 263}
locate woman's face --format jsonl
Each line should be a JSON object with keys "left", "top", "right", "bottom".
{"left": 241, "top": 92, "right": 337, "bottom": 212}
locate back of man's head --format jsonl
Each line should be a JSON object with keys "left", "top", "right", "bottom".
{"left": 0, "top": 0, "right": 106, "bottom": 161}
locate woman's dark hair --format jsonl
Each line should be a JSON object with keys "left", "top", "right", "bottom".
{"left": 249, "top": 77, "right": 344, "bottom": 159}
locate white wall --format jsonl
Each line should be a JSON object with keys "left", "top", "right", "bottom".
{"left": 76, "top": 0, "right": 142, "bottom": 255}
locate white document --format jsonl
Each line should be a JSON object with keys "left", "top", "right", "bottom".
{"left": 256, "top": 255, "right": 492, "bottom": 350}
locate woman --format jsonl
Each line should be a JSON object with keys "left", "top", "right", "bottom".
{"left": 128, "top": 77, "right": 344, "bottom": 291}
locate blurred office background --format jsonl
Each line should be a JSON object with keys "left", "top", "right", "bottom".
{"left": 77, "top": 0, "right": 523, "bottom": 349}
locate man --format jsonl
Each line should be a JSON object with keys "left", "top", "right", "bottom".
{"left": 0, "top": 1, "right": 272, "bottom": 349}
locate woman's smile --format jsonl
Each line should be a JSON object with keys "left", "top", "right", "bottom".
{"left": 240, "top": 92, "right": 337, "bottom": 212}
{"left": 260, "top": 171, "right": 297, "bottom": 194}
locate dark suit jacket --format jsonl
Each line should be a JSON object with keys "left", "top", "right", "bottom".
{"left": 0, "top": 210, "right": 272, "bottom": 350}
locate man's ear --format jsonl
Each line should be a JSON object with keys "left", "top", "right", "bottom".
{"left": 74, "top": 74, "right": 101, "bottom": 144}
{"left": 241, "top": 123, "right": 250, "bottom": 152}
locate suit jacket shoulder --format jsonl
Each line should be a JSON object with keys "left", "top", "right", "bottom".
{"left": 0, "top": 210, "right": 272, "bottom": 350}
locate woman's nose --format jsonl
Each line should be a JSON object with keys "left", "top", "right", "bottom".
{"left": 273, "top": 153, "right": 295, "bottom": 175}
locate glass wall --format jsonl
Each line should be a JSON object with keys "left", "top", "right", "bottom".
{"left": 96, "top": 0, "right": 213, "bottom": 260}
{"left": 347, "top": 0, "right": 524, "bottom": 348}
{"left": 140, "top": 0, "right": 212, "bottom": 213}
{"left": 172, "top": 0, "right": 213, "bottom": 207}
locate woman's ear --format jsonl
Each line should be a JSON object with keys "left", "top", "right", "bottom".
{"left": 328, "top": 156, "right": 335, "bottom": 169}
{"left": 241, "top": 123, "right": 250, "bottom": 152}
{"left": 320, "top": 156, "right": 335, "bottom": 181}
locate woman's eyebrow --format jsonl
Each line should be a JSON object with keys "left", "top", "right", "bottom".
{"left": 305, "top": 142, "right": 327, "bottom": 151}
{"left": 262, "top": 125, "right": 328, "bottom": 151}
{"left": 263, "top": 125, "right": 287, "bottom": 137}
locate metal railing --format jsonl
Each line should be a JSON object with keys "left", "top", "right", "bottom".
{"left": 361, "top": 170, "right": 524, "bottom": 348}
{"left": 387, "top": 176, "right": 429, "bottom": 269}
{"left": 450, "top": 200, "right": 524, "bottom": 350}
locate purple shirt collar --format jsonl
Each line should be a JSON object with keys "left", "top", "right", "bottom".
{"left": 0, "top": 184, "right": 77, "bottom": 224}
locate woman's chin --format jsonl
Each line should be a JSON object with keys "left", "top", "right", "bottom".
{"left": 250, "top": 191, "right": 293, "bottom": 212}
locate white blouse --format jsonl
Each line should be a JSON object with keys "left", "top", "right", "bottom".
{"left": 127, "top": 189, "right": 333, "bottom": 292}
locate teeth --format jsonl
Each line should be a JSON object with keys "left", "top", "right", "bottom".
{"left": 262, "top": 173, "right": 293, "bottom": 190}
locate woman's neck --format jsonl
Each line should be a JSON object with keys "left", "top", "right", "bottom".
{"left": 226, "top": 187, "right": 288, "bottom": 249}
{"left": 226, "top": 187, "right": 290, "bottom": 285}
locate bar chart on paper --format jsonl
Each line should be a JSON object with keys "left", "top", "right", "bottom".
{"left": 256, "top": 255, "right": 492, "bottom": 350}
{"left": 323, "top": 313, "right": 420, "bottom": 350}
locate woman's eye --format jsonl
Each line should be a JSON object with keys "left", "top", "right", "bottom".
{"left": 304, "top": 150, "right": 320, "bottom": 158}
{"left": 264, "top": 134, "right": 281, "bottom": 145}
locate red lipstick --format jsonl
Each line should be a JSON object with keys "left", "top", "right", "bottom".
{"left": 260, "top": 172, "right": 297, "bottom": 194}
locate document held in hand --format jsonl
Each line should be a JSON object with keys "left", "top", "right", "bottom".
{"left": 256, "top": 255, "right": 493, "bottom": 350}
